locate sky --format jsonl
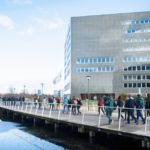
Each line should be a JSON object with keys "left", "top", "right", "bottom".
{"left": 0, "top": 0, "right": 150, "bottom": 94}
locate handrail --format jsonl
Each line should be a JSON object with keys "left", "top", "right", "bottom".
{"left": 0, "top": 100, "right": 149, "bottom": 136}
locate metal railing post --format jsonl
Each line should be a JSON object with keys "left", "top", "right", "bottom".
{"left": 25, "top": 103, "right": 28, "bottom": 112}
{"left": 35, "top": 104, "right": 38, "bottom": 115}
{"left": 145, "top": 109, "right": 147, "bottom": 135}
{"left": 82, "top": 106, "right": 85, "bottom": 124}
{"left": 57, "top": 104, "right": 61, "bottom": 120}
{"left": 42, "top": 105, "right": 45, "bottom": 116}
{"left": 30, "top": 103, "right": 33, "bottom": 114}
{"left": 118, "top": 107, "right": 122, "bottom": 131}
{"left": 68, "top": 105, "right": 72, "bottom": 121}
{"left": 49, "top": 104, "right": 52, "bottom": 118}
{"left": 21, "top": 102, "right": 24, "bottom": 111}
{"left": 98, "top": 106, "right": 102, "bottom": 127}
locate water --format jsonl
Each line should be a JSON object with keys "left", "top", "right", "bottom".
{"left": 0, "top": 121, "right": 64, "bottom": 150}
{"left": 0, "top": 120, "right": 108, "bottom": 150}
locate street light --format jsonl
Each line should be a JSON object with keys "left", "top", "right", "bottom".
{"left": 86, "top": 75, "right": 91, "bottom": 111}
{"left": 24, "top": 85, "right": 26, "bottom": 95}
{"left": 14, "top": 88, "right": 16, "bottom": 95}
{"left": 41, "top": 83, "right": 44, "bottom": 95}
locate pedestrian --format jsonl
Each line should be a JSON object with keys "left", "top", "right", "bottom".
{"left": 98, "top": 96, "right": 105, "bottom": 115}
{"left": 145, "top": 93, "right": 150, "bottom": 116}
{"left": 135, "top": 94, "right": 145, "bottom": 124}
{"left": 63, "top": 96, "right": 69, "bottom": 113}
{"left": 125, "top": 95, "right": 137, "bottom": 124}
{"left": 77, "top": 98, "right": 82, "bottom": 115}
{"left": 38, "top": 96, "right": 42, "bottom": 109}
{"left": 104, "top": 95, "right": 114, "bottom": 124}
{"left": 117, "top": 95, "right": 124, "bottom": 120}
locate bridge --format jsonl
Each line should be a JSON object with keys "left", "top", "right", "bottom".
{"left": 0, "top": 101, "right": 150, "bottom": 148}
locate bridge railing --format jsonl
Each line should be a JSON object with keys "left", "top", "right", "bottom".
{"left": 0, "top": 101, "right": 149, "bottom": 136}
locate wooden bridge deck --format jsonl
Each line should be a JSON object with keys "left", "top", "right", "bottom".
{"left": 0, "top": 102, "right": 150, "bottom": 140}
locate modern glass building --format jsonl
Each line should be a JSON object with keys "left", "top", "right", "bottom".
{"left": 64, "top": 11, "right": 150, "bottom": 98}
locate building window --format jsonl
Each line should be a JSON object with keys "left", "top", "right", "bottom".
{"left": 128, "top": 75, "right": 132, "bottom": 80}
{"left": 142, "top": 66, "right": 146, "bottom": 70}
{"left": 124, "top": 75, "right": 127, "bottom": 80}
{"left": 147, "top": 75, "right": 150, "bottom": 79}
{"left": 138, "top": 83, "right": 141, "bottom": 87}
{"left": 147, "top": 83, "right": 150, "bottom": 87}
{"left": 137, "top": 75, "right": 141, "bottom": 80}
{"left": 133, "top": 83, "right": 136, "bottom": 88}
{"left": 133, "top": 66, "right": 136, "bottom": 70}
{"left": 142, "top": 75, "right": 146, "bottom": 80}
{"left": 146, "top": 65, "right": 150, "bottom": 70}
{"left": 124, "top": 83, "right": 127, "bottom": 88}
{"left": 129, "top": 83, "right": 132, "bottom": 88}
{"left": 133, "top": 75, "right": 136, "bottom": 80}
{"left": 142, "top": 83, "right": 146, "bottom": 87}
{"left": 137, "top": 66, "right": 141, "bottom": 71}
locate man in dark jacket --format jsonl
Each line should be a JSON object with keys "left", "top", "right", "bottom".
{"left": 125, "top": 95, "right": 137, "bottom": 124}
{"left": 117, "top": 95, "right": 124, "bottom": 120}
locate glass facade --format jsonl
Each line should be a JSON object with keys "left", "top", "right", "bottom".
{"left": 124, "top": 83, "right": 150, "bottom": 88}
{"left": 76, "top": 57, "right": 114, "bottom": 64}
{"left": 124, "top": 19, "right": 150, "bottom": 25}
{"left": 64, "top": 24, "right": 71, "bottom": 94}
{"left": 123, "top": 64, "right": 150, "bottom": 71}
{"left": 124, "top": 56, "right": 150, "bottom": 62}
{"left": 76, "top": 66, "right": 114, "bottom": 73}
{"left": 64, "top": 11, "right": 150, "bottom": 97}
{"left": 123, "top": 74, "right": 150, "bottom": 80}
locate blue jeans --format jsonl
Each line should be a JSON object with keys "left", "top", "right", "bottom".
{"left": 137, "top": 110, "right": 145, "bottom": 124}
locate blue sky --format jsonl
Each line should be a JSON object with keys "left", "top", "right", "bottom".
{"left": 0, "top": 0, "right": 149, "bottom": 94}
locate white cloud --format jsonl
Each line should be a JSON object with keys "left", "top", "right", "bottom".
{"left": 18, "top": 27, "right": 35, "bottom": 36}
{"left": 34, "top": 17, "right": 65, "bottom": 31}
{"left": 10, "top": 0, "right": 32, "bottom": 5}
{"left": 0, "top": 15, "right": 15, "bottom": 30}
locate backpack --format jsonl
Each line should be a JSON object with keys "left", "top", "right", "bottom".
{"left": 136, "top": 98, "right": 144, "bottom": 108}
{"left": 98, "top": 98, "right": 104, "bottom": 106}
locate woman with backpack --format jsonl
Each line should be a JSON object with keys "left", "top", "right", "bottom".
{"left": 98, "top": 96, "right": 105, "bottom": 115}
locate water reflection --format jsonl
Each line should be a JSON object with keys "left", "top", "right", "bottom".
{"left": 0, "top": 119, "right": 110, "bottom": 150}
{"left": 0, "top": 121, "right": 64, "bottom": 150}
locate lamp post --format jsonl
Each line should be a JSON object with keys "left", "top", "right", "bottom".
{"left": 86, "top": 75, "right": 91, "bottom": 111}
{"left": 24, "top": 85, "right": 26, "bottom": 95}
{"left": 41, "top": 83, "right": 44, "bottom": 95}
{"left": 13, "top": 88, "right": 16, "bottom": 95}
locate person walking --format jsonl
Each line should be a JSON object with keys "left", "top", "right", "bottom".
{"left": 104, "top": 95, "right": 114, "bottom": 124}
{"left": 145, "top": 93, "right": 150, "bottom": 116}
{"left": 135, "top": 94, "right": 145, "bottom": 124}
{"left": 125, "top": 95, "right": 137, "bottom": 124}
{"left": 77, "top": 98, "right": 82, "bottom": 115}
{"left": 63, "top": 96, "right": 69, "bottom": 113}
{"left": 117, "top": 95, "right": 124, "bottom": 120}
{"left": 98, "top": 96, "right": 105, "bottom": 115}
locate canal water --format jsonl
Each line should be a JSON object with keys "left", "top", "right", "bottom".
{"left": 0, "top": 119, "right": 109, "bottom": 150}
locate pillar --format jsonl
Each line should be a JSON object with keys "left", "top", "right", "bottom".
{"left": 89, "top": 131, "right": 95, "bottom": 138}
{"left": 21, "top": 115, "right": 24, "bottom": 123}
{"left": 78, "top": 126, "right": 85, "bottom": 133}
{"left": 54, "top": 123, "right": 59, "bottom": 132}
{"left": 147, "top": 140, "right": 150, "bottom": 149}
{"left": 33, "top": 118, "right": 37, "bottom": 126}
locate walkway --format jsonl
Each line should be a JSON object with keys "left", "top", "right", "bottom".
{"left": 0, "top": 101, "right": 150, "bottom": 138}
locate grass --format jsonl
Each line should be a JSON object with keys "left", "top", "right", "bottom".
{"left": 81, "top": 99, "right": 98, "bottom": 106}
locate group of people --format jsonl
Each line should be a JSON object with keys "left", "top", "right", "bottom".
{"left": 33, "top": 95, "right": 82, "bottom": 115}
{"left": 1, "top": 96, "right": 25, "bottom": 105}
{"left": 98, "top": 94, "right": 150, "bottom": 125}
{"left": 63, "top": 96, "right": 82, "bottom": 115}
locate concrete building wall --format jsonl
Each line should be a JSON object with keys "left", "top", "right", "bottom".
{"left": 64, "top": 11, "right": 150, "bottom": 98}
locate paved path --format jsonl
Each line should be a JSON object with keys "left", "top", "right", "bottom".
{"left": 1, "top": 102, "right": 150, "bottom": 138}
